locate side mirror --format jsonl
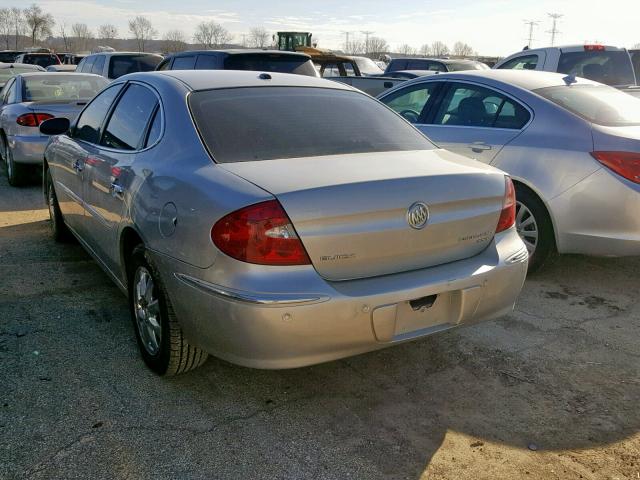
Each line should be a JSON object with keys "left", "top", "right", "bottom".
{"left": 40, "top": 117, "right": 70, "bottom": 136}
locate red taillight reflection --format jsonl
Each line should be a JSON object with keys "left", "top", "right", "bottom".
{"left": 211, "top": 200, "right": 311, "bottom": 266}
{"left": 496, "top": 176, "right": 516, "bottom": 233}
{"left": 591, "top": 151, "right": 640, "bottom": 184}
{"left": 16, "top": 113, "right": 54, "bottom": 127}
{"left": 584, "top": 45, "right": 606, "bottom": 51}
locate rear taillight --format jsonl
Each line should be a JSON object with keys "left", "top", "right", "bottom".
{"left": 211, "top": 200, "right": 311, "bottom": 266}
{"left": 584, "top": 45, "right": 605, "bottom": 51}
{"left": 591, "top": 151, "right": 640, "bottom": 184}
{"left": 496, "top": 176, "right": 516, "bottom": 233}
{"left": 16, "top": 113, "right": 54, "bottom": 127}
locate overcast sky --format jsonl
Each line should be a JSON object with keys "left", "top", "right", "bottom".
{"left": 1, "top": 0, "right": 639, "bottom": 56}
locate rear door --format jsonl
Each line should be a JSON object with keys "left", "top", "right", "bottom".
{"left": 82, "top": 82, "right": 159, "bottom": 272}
{"left": 417, "top": 81, "right": 531, "bottom": 163}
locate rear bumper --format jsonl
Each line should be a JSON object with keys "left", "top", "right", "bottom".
{"left": 155, "top": 228, "right": 528, "bottom": 369}
{"left": 551, "top": 168, "right": 640, "bottom": 256}
{"left": 8, "top": 134, "right": 47, "bottom": 165}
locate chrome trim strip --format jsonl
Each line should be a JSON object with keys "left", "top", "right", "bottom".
{"left": 174, "top": 273, "right": 331, "bottom": 307}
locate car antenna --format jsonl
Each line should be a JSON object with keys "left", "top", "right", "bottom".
{"left": 563, "top": 74, "right": 577, "bottom": 85}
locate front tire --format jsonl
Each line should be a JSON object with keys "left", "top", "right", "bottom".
{"left": 128, "top": 245, "right": 208, "bottom": 375}
{"left": 4, "top": 141, "right": 29, "bottom": 187}
{"left": 514, "top": 185, "right": 555, "bottom": 273}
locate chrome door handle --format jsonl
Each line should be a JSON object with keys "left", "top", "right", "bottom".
{"left": 73, "top": 160, "right": 83, "bottom": 172}
{"left": 110, "top": 182, "right": 124, "bottom": 197}
{"left": 469, "top": 142, "right": 492, "bottom": 152}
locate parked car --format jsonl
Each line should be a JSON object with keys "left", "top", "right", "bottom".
{"left": 46, "top": 64, "right": 77, "bottom": 72}
{"left": 59, "top": 53, "right": 87, "bottom": 65}
{"left": 0, "top": 72, "right": 108, "bottom": 185}
{"left": 15, "top": 52, "right": 61, "bottom": 68}
{"left": 385, "top": 58, "right": 489, "bottom": 75}
{"left": 631, "top": 49, "right": 640, "bottom": 80}
{"left": 494, "top": 45, "right": 637, "bottom": 87}
{"left": 0, "top": 63, "right": 45, "bottom": 88}
{"left": 378, "top": 70, "right": 640, "bottom": 271}
{"left": 156, "top": 49, "right": 318, "bottom": 77}
{"left": 39, "top": 70, "right": 528, "bottom": 375}
{"left": 76, "top": 52, "right": 163, "bottom": 80}
{"left": 0, "top": 51, "right": 24, "bottom": 63}
{"left": 384, "top": 70, "right": 439, "bottom": 80}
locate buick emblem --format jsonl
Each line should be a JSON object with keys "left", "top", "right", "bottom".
{"left": 406, "top": 202, "right": 429, "bottom": 229}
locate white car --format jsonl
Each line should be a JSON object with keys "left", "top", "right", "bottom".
{"left": 494, "top": 45, "right": 637, "bottom": 88}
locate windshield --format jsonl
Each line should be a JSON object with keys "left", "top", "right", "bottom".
{"left": 0, "top": 67, "right": 38, "bottom": 84}
{"left": 22, "top": 54, "right": 59, "bottom": 68}
{"left": 224, "top": 54, "right": 318, "bottom": 77}
{"left": 534, "top": 84, "right": 640, "bottom": 126}
{"left": 447, "top": 62, "right": 489, "bottom": 71}
{"left": 189, "top": 86, "right": 434, "bottom": 163}
{"left": 353, "top": 57, "right": 384, "bottom": 75}
{"left": 22, "top": 75, "right": 108, "bottom": 102}
{"left": 108, "top": 55, "right": 162, "bottom": 79}
{"left": 558, "top": 50, "right": 636, "bottom": 86}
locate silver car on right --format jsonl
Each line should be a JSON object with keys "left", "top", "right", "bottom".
{"left": 378, "top": 70, "right": 640, "bottom": 271}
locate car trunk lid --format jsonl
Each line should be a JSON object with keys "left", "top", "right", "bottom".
{"left": 220, "top": 149, "right": 506, "bottom": 281}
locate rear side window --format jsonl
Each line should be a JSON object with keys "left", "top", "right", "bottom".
{"left": 91, "top": 56, "right": 105, "bottom": 75}
{"left": 195, "top": 55, "right": 218, "bottom": 70}
{"left": 189, "top": 87, "right": 434, "bottom": 163}
{"left": 144, "top": 108, "right": 162, "bottom": 147}
{"left": 74, "top": 84, "right": 123, "bottom": 144}
{"left": 172, "top": 56, "right": 196, "bottom": 70}
{"left": 108, "top": 55, "right": 162, "bottom": 79}
{"left": 558, "top": 50, "right": 635, "bottom": 86}
{"left": 385, "top": 59, "right": 409, "bottom": 73}
{"left": 223, "top": 54, "right": 318, "bottom": 77}
{"left": 101, "top": 84, "right": 158, "bottom": 150}
{"left": 498, "top": 54, "right": 539, "bottom": 70}
{"left": 534, "top": 84, "right": 640, "bottom": 126}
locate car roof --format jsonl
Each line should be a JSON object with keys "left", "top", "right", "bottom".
{"left": 395, "top": 69, "right": 600, "bottom": 92}
{"left": 88, "top": 51, "right": 163, "bottom": 57}
{"left": 0, "top": 63, "right": 43, "bottom": 70}
{"left": 168, "top": 49, "right": 310, "bottom": 59}
{"left": 17, "top": 72, "right": 105, "bottom": 79}
{"left": 127, "top": 70, "right": 355, "bottom": 92}
{"left": 390, "top": 57, "right": 481, "bottom": 64}
{"left": 506, "top": 44, "right": 627, "bottom": 55}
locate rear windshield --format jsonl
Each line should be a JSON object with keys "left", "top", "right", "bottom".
{"left": 385, "top": 59, "right": 408, "bottom": 73}
{"left": 534, "top": 84, "right": 640, "bottom": 126}
{"left": 0, "top": 67, "right": 38, "bottom": 83}
{"left": 22, "top": 54, "right": 59, "bottom": 68}
{"left": 22, "top": 75, "right": 108, "bottom": 102}
{"left": 223, "top": 54, "right": 318, "bottom": 77}
{"left": 446, "top": 62, "right": 489, "bottom": 71}
{"left": 189, "top": 86, "right": 434, "bottom": 163}
{"left": 108, "top": 55, "right": 162, "bottom": 79}
{"left": 558, "top": 50, "right": 636, "bottom": 86}
{"left": 0, "top": 52, "right": 20, "bottom": 63}
{"left": 353, "top": 57, "right": 384, "bottom": 75}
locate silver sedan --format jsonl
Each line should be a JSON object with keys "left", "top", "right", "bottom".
{"left": 378, "top": 70, "right": 640, "bottom": 271}
{"left": 40, "top": 70, "right": 528, "bottom": 375}
{"left": 0, "top": 72, "right": 108, "bottom": 185}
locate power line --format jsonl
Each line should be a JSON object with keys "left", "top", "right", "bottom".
{"left": 361, "top": 30, "right": 374, "bottom": 54}
{"left": 523, "top": 20, "right": 539, "bottom": 48}
{"left": 341, "top": 31, "right": 350, "bottom": 52}
{"left": 547, "top": 13, "right": 563, "bottom": 46}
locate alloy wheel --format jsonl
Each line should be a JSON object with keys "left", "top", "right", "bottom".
{"left": 515, "top": 201, "right": 539, "bottom": 255}
{"left": 133, "top": 266, "right": 162, "bottom": 356}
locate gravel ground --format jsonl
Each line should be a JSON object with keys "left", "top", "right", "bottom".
{"left": 1, "top": 172, "right": 639, "bottom": 480}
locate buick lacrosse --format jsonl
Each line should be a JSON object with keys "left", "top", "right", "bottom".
{"left": 41, "top": 70, "right": 528, "bottom": 375}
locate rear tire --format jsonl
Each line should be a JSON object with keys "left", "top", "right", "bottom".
{"left": 128, "top": 245, "right": 208, "bottom": 375}
{"left": 514, "top": 184, "right": 555, "bottom": 273}
{"left": 4, "top": 141, "right": 29, "bottom": 187}
{"left": 46, "top": 170, "right": 72, "bottom": 242}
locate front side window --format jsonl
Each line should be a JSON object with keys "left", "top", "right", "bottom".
{"left": 433, "top": 83, "right": 530, "bottom": 129}
{"left": 498, "top": 54, "right": 539, "bottom": 70}
{"left": 101, "top": 84, "right": 158, "bottom": 150}
{"left": 381, "top": 83, "right": 440, "bottom": 123}
{"left": 91, "top": 55, "right": 105, "bottom": 75}
{"left": 73, "top": 84, "right": 123, "bottom": 144}
{"left": 81, "top": 56, "right": 96, "bottom": 73}
{"left": 189, "top": 86, "right": 435, "bottom": 163}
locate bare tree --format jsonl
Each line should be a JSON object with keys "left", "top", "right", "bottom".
{"left": 163, "top": 29, "right": 186, "bottom": 53}
{"left": 431, "top": 40, "right": 449, "bottom": 57}
{"left": 9, "top": 7, "right": 25, "bottom": 49}
{"left": 193, "top": 21, "right": 231, "bottom": 49}
{"left": 58, "top": 22, "right": 71, "bottom": 51}
{"left": 97, "top": 24, "right": 118, "bottom": 42}
{"left": 452, "top": 41, "right": 474, "bottom": 57}
{"left": 71, "top": 23, "right": 93, "bottom": 52}
{"left": 0, "top": 8, "right": 11, "bottom": 50}
{"left": 344, "top": 38, "right": 365, "bottom": 55}
{"left": 397, "top": 44, "right": 416, "bottom": 56}
{"left": 249, "top": 26, "right": 270, "bottom": 48}
{"left": 24, "top": 4, "right": 54, "bottom": 46}
{"left": 633, "top": 43, "right": 640, "bottom": 49}
{"left": 367, "top": 36, "right": 389, "bottom": 57}
{"left": 419, "top": 44, "right": 432, "bottom": 56}
{"left": 128, "top": 16, "right": 157, "bottom": 52}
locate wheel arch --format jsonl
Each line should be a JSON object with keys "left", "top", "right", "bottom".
{"left": 511, "top": 177, "right": 559, "bottom": 250}
{"left": 120, "top": 225, "right": 145, "bottom": 287}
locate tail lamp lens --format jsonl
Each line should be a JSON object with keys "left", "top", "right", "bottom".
{"left": 591, "top": 151, "right": 640, "bottom": 184}
{"left": 16, "top": 113, "right": 54, "bottom": 127}
{"left": 211, "top": 200, "right": 311, "bottom": 266}
{"left": 496, "top": 176, "right": 516, "bottom": 233}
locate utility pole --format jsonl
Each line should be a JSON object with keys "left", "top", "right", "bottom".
{"left": 547, "top": 13, "right": 563, "bottom": 46}
{"left": 341, "top": 31, "right": 350, "bottom": 53}
{"left": 361, "top": 30, "right": 374, "bottom": 54}
{"left": 523, "top": 20, "right": 539, "bottom": 48}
